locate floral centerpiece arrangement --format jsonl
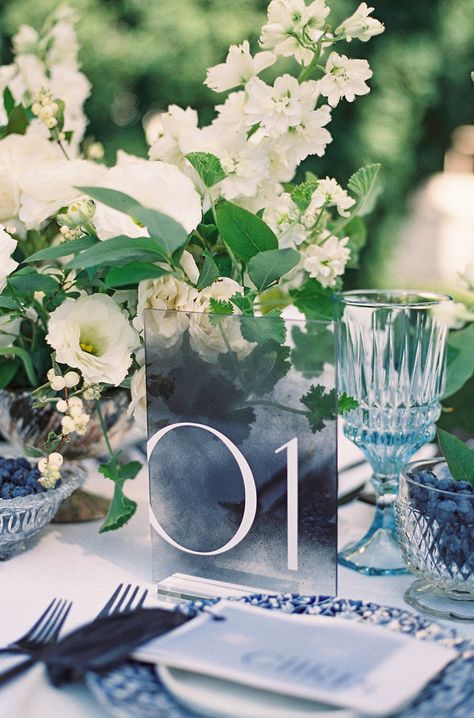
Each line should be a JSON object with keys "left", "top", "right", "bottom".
{"left": 0, "top": 1, "right": 389, "bottom": 531}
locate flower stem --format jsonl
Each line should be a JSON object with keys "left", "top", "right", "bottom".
{"left": 95, "top": 399, "right": 114, "bottom": 458}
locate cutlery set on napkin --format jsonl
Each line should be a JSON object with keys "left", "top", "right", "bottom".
{"left": 0, "top": 587, "right": 459, "bottom": 718}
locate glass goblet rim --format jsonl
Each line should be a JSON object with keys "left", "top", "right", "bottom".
{"left": 401, "top": 458, "right": 473, "bottom": 500}
{"left": 338, "top": 289, "right": 453, "bottom": 309}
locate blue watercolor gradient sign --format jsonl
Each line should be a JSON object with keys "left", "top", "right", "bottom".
{"left": 145, "top": 309, "right": 337, "bottom": 596}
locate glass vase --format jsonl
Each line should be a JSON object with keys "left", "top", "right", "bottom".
{"left": 337, "top": 290, "right": 452, "bottom": 575}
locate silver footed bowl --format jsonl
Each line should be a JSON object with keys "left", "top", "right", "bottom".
{"left": 0, "top": 464, "right": 86, "bottom": 560}
{"left": 0, "top": 389, "right": 132, "bottom": 460}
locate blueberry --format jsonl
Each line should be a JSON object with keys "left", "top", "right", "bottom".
{"left": 12, "top": 486, "right": 29, "bottom": 498}
{"left": 457, "top": 481, "right": 474, "bottom": 493}
{"left": 415, "top": 470, "right": 437, "bottom": 487}
{"left": 11, "top": 469, "right": 28, "bottom": 486}
{"left": 3, "top": 459, "right": 16, "bottom": 474}
{"left": 435, "top": 499, "right": 458, "bottom": 524}
{"left": 16, "top": 458, "right": 30, "bottom": 470}
{"left": 436, "top": 478, "right": 457, "bottom": 493}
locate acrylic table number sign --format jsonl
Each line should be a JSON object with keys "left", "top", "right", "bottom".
{"left": 145, "top": 309, "right": 338, "bottom": 599}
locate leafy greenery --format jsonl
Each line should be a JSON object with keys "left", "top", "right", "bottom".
{"left": 186, "top": 152, "right": 226, "bottom": 188}
{"left": 247, "top": 248, "right": 300, "bottom": 291}
{"left": 301, "top": 385, "right": 337, "bottom": 433}
{"left": 438, "top": 429, "right": 474, "bottom": 486}
{"left": 216, "top": 201, "right": 278, "bottom": 262}
{"left": 444, "top": 325, "right": 474, "bottom": 400}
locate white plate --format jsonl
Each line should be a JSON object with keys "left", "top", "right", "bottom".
{"left": 157, "top": 664, "right": 356, "bottom": 718}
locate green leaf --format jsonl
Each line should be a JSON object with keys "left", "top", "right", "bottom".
{"left": 25, "top": 236, "right": 98, "bottom": 263}
{"left": 290, "top": 280, "right": 339, "bottom": 321}
{"left": 291, "top": 179, "right": 319, "bottom": 212}
{"left": 78, "top": 187, "right": 189, "bottom": 258}
{"left": 8, "top": 269, "right": 59, "bottom": 296}
{"left": 0, "top": 358, "right": 20, "bottom": 389}
{"left": 438, "top": 429, "right": 474, "bottom": 485}
{"left": 301, "top": 385, "right": 337, "bottom": 433}
{"left": 230, "top": 291, "right": 256, "bottom": 316}
{"left": 240, "top": 315, "right": 286, "bottom": 344}
{"left": 444, "top": 325, "right": 474, "bottom": 399}
{"left": 347, "top": 163, "right": 381, "bottom": 207}
{"left": 248, "top": 248, "right": 300, "bottom": 292}
{"left": 44, "top": 431, "right": 62, "bottom": 453}
{"left": 209, "top": 298, "right": 233, "bottom": 314}
{"left": 338, "top": 393, "right": 359, "bottom": 414}
{"left": 3, "top": 88, "right": 14, "bottom": 117}
{"left": 186, "top": 152, "right": 226, "bottom": 188}
{"left": 216, "top": 201, "right": 278, "bottom": 262}
{"left": 0, "top": 346, "right": 37, "bottom": 385}
{"left": 291, "top": 325, "right": 334, "bottom": 378}
{"left": 214, "top": 254, "right": 233, "bottom": 278}
{"left": 105, "top": 263, "right": 168, "bottom": 288}
{"left": 197, "top": 251, "right": 220, "bottom": 290}
{"left": 67, "top": 235, "right": 168, "bottom": 269}
{"left": 120, "top": 461, "right": 143, "bottom": 481}
{"left": 24, "top": 444, "right": 45, "bottom": 459}
{"left": 100, "top": 482, "right": 137, "bottom": 532}
{"left": 0, "top": 296, "right": 17, "bottom": 309}
{"left": 5, "top": 104, "right": 28, "bottom": 136}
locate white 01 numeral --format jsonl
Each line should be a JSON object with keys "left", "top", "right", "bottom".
{"left": 148, "top": 423, "right": 299, "bottom": 570}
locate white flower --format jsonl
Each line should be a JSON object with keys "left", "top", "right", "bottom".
{"left": 303, "top": 233, "right": 351, "bottom": 287}
{"left": 0, "top": 226, "right": 18, "bottom": 293}
{"left": 12, "top": 24, "right": 39, "bottom": 54}
{"left": 133, "top": 275, "right": 199, "bottom": 356}
{"left": 46, "top": 294, "right": 139, "bottom": 386}
{"left": 260, "top": 0, "right": 330, "bottom": 66}
{"left": 148, "top": 105, "right": 199, "bottom": 165}
{"left": 263, "top": 193, "right": 308, "bottom": 248}
{"left": 245, "top": 75, "right": 313, "bottom": 142}
{"left": 0, "top": 314, "right": 21, "bottom": 348}
{"left": 275, "top": 104, "right": 332, "bottom": 166}
{"left": 460, "top": 262, "right": 474, "bottom": 291}
{"left": 93, "top": 152, "right": 202, "bottom": 240}
{"left": 128, "top": 365, "right": 147, "bottom": 431}
{"left": 218, "top": 131, "right": 271, "bottom": 200}
{"left": 189, "top": 279, "right": 255, "bottom": 364}
{"left": 180, "top": 250, "right": 200, "bottom": 285}
{"left": 336, "top": 3, "right": 384, "bottom": 42}
{"left": 38, "top": 452, "right": 63, "bottom": 489}
{"left": 306, "top": 177, "right": 355, "bottom": 219}
{"left": 64, "top": 371, "right": 81, "bottom": 388}
{"left": 434, "top": 302, "right": 474, "bottom": 330}
{"left": 0, "top": 134, "right": 61, "bottom": 223}
{"left": 319, "top": 52, "right": 372, "bottom": 107}
{"left": 213, "top": 92, "right": 248, "bottom": 132}
{"left": 205, "top": 41, "right": 276, "bottom": 93}
{"left": 18, "top": 159, "right": 106, "bottom": 229}
{"left": 49, "top": 65, "right": 91, "bottom": 143}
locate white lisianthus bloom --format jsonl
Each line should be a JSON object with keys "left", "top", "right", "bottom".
{"left": 303, "top": 233, "right": 351, "bottom": 287}
{"left": 245, "top": 75, "right": 315, "bottom": 142}
{"left": 148, "top": 105, "right": 199, "bottom": 165}
{"left": 319, "top": 52, "right": 372, "bottom": 107}
{"left": 190, "top": 278, "right": 255, "bottom": 364}
{"left": 460, "top": 262, "right": 474, "bottom": 291}
{"left": 260, "top": 0, "right": 330, "bottom": 66}
{"left": 336, "top": 3, "right": 384, "bottom": 42}
{"left": 180, "top": 250, "right": 200, "bottom": 285}
{"left": 263, "top": 193, "right": 308, "bottom": 249}
{"left": 434, "top": 302, "right": 474, "bottom": 330}
{"left": 93, "top": 152, "right": 201, "bottom": 240}
{"left": 306, "top": 177, "right": 356, "bottom": 219}
{"left": 0, "top": 134, "right": 61, "bottom": 223}
{"left": 275, "top": 104, "right": 332, "bottom": 165}
{"left": 46, "top": 294, "right": 139, "bottom": 386}
{"left": 218, "top": 130, "right": 271, "bottom": 200}
{"left": 0, "top": 314, "right": 21, "bottom": 347}
{"left": 18, "top": 159, "right": 106, "bottom": 229}
{"left": 0, "top": 226, "right": 18, "bottom": 293}
{"left": 133, "top": 275, "right": 199, "bottom": 357}
{"left": 205, "top": 41, "right": 276, "bottom": 93}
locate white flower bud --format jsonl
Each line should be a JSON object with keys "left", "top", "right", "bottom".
{"left": 48, "top": 452, "right": 63, "bottom": 468}
{"left": 69, "top": 404, "right": 83, "bottom": 419}
{"left": 56, "top": 399, "right": 68, "bottom": 413}
{"left": 38, "top": 458, "right": 48, "bottom": 473}
{"left": 31, "top": 102, "right": 41, "bottom": 116}
{"left": 68, "top": 396, "right": 83, "bottom": 409}
{"left": 61, "top": 415, "right": 76, "bottom": 434}
{"left": 64, "top": 371, "right": 80, "bottom": 388}
{"left": 45, "top": 117, "right": 58, "bottom": 129}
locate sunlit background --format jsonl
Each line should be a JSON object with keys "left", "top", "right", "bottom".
{"left": 0, "top": 0, "right": 473, "bottom": 295}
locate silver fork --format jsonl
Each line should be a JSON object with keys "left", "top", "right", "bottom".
{"left": 0, "top": 598, "right": 71, "bottom": 657}
{"left": 0, "top": 599, "right": 72, "bottom": 687}
{"left": 96, "top": 583, "right": 148, "bottom": 619}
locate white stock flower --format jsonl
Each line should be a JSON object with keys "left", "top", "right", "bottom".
{"left": 133, "top": 275, "right": 199, "bottom": 356}
{"left": 460, "top": 262, "right": 474, "bottom": 291}
{"left": 275, "top": 103, "right": 332, "bottom": 165}
{"left": 213, "top": 92, "right": 248, "bottom": 132}
{"left": 18, "top": 159, "right": 106, "bottom": 229}
{"left": 46, "top": 294, "right": 139, "bottom": 386}
{"left": 93, "top": 152, "right": 201, "bottom": 240}
{"left": 205, "top": 41, "right": 275, "bottom": 93}
{"left": 260, "top": 0, "right": 330, "bottom": 66}
{"left": 245, "top": 75, "right": 314, "bottom": 142}
{"left": 434, "top": 302, "right": 474, "bottom": 330}
{"left": 319, "top": 52, "right": 372, "bottom": 107}
{"left": 189, "top": 278, "right": 255, "bottom": 363}
{"left": 336, "top": 3, "right": 384, "bottom": 42}
{"left": 218, "top": 131, "right": 271, "bottom": 200}
{"left": 12, "top": 25, "right": 39, "bottom": 54}
{"left": 0, "top": 226, "right": 18, "bottom": 293}
{"left": 263, "top": 193, "right": 308, "bottom": 249}
{"left": 306, "top": 177, "right": 355, "bottom": 219}
{"left": 0, "top": 314, "right": 21, "bottom": 347}
{"left": 303, "top": 233, "right": 350, "bottom": 287}
{"left": 49, "top": 65, "right": 91, "bottom": 143}
{"left": 128, "top": 365, "right": 147, "bottom": 431}
{"left": 148, "top": 105, "right": 199, "bottom": 165}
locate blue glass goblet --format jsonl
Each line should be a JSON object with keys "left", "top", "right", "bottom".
{"left": 337, "top": 290, "right": 452, "bottom": 575}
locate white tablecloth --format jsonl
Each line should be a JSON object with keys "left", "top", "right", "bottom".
{"left": 1, "top": 439, "right": 473, "bottom": 718}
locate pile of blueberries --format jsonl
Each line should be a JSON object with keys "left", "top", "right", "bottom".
{"left": 0, "top": 457, "right": 58, "bottom": 501}
{"left": 407, "top": 469, "right": 474, "bottom": 573}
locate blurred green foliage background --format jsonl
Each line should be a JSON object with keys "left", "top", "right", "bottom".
{"left": 0, "top": 0, "right": 473, "bottom": 288}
